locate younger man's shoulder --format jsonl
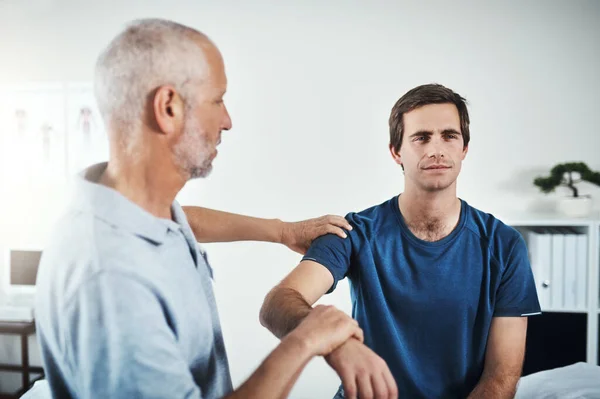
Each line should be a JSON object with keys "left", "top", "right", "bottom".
{"left": 345, "top": 196, "right": 399, "bottom": 233}
{"left": 463, "top": 200, "right": 523, "bottom": 249}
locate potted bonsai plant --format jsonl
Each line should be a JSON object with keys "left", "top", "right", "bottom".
{"left": 534, "top": 162, "right": 600, "bottom": 217}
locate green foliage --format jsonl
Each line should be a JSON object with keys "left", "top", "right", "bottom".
{"left": 534, "top": 162, "right": 600, "bottom": 197}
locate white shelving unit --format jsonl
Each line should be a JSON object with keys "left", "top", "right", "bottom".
{"left": 501, "top": 212, "right": 600, "bottom": 366}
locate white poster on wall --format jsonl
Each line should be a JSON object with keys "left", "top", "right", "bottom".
{"left": 0, "top": 84, "right": 69, "bottom": 241}
{"left": 66, "top": 82, "right": 108, "bottom": 177}
{"left": 0, "top": 83, "right": 67, "bottom": 189}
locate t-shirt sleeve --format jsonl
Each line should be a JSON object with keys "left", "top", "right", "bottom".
{"left": 494, "top": 233, "right": 542, "bottom": 317}
{"left": 302, "top": 229, "right": 353, "bottom": 294}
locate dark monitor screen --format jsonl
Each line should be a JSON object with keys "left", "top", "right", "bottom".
{"left": 10, "top": 250, "right": 42, "bottom": 286}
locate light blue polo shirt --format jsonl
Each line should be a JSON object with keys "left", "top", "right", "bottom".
{"left": 35, "top": 163, "right": 232, "bottom": 399}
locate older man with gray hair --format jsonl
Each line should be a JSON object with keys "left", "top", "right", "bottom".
{"left": 34, "top": 18, "right": 361, "bottom": 399}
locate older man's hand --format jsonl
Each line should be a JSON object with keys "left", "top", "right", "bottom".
{"left": 280, "top": 215, "right": 352, "bottom": 255}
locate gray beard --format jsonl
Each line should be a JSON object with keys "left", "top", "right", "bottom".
{"left": 174, "top": 116, "right": 214, "bottom": 180}
{"left": 188, "top": 162, "right": 212, "bottom": 180}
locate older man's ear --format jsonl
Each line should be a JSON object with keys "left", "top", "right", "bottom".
{"left": 153, "top": 85, "right": 184, "bottom": 137}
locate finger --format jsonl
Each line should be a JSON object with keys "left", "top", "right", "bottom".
{"left": 341, "top": 374, "right": 358, "bottom": 399}
{"left": 371, "top": 372, "right": 389, "bottom": 399}
{"left": 295, "top": 247, "right": 307, "bottom": 255}
{"left": 382, "top": 369, "right": 398, "bottom": 399}
{"left": 327, "top": 215, "right": 353, "bottom": 230}
{"left": 326, "top": 225, "right": 348, "bottom": 239}
{"left": 352, "top": 325, "right": 364, "bottom": 343}
{"left": 357, "top": 372, "right": 374, "bottom": 399}
{"left": 326, "top": 318, "right": 359, "bottom": 355}
{"left": 313, "top": 304, "right": 329, "bottom": 315}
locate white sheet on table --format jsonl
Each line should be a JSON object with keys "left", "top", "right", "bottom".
{"left": 515, "top": 362, "right": 600, "bottom": 399}
{"left": 18, "top": 362, "right": 600, "bottom": 399}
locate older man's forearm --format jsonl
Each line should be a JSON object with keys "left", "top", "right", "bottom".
{"left": 182, "top": 206, "right": 283, "bottom": 244}
{"left": 259, "top": 286, "right": 312, "bottom": 339}
{"left": 225, "top": 333, "right": 313, "bottom": 399}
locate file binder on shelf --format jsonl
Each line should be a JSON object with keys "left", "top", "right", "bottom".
{"left": 548, "top": 228, "right": 565, "bottom": 310}
{"left": 575, "top": 233, "right": 588, "bottom": 310}
{"left": 563, "top": 231, "right": 578, "bottom": 309}
{"left": 526, "top": 228, "right": 552, "bottom": 310}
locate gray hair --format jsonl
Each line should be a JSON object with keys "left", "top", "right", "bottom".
{"left": 94, "top": 18, "right": 211, "bottom": 132}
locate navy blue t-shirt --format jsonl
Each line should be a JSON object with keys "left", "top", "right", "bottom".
{"left": 303, "top": 196, "right": 541, "bottom": 399}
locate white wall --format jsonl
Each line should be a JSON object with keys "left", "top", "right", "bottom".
{"left": 0, "top": 0, "right": 599, "bottom": 397}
